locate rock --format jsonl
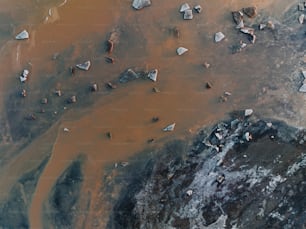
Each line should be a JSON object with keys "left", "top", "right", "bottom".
{"left": 244, "top": 132, "right": 252, "bottom": 141}
{"left": 302, "top": 70, "right": 306, "bottom": 78}
{"left": 194, "top": 5, "right": 202, "bottom": 13}
{"left": 163, "top": 123, "right": 176, "bottom": 132}
{"left": 132, "top": 0, "right": 151, "bottom": 10}
{"left": 76, "top": 61, "right": 91, "bottom": 71}
{"left": 180, "top": 3, "right": 190, "bottom": 12}
{"left": 250, "top": 34, "right": 256, "bottom": 44}
{"left": 183, "top": 9, "right": 193, "bottom": 20}
{"left": 206, "top": 82, "right": 213, "bottom": 89}
{"left": 216, "top": 174, "right": 225, "bottom": 185}
{"left": 148, "top": 69, "right": 158, "bottom": 82}
{"left": 298, "top": 3, "right": 305, "bottom": 11}
{"left": 177, "top": 47, "right": 188, "bottom": 55}
{"left": 152, "top": 87, "right": 160, "bottom": 93}
{"left": 119, "top": 68, "right": 140, "bottom": 83}
{"left": 19, "top": 69, "right": 30, "bottom": 82}
{"left": 106, "top": 82, "right": 117, "bottom": 89}
{"left": 224, "top": 91, "right": 232, "bottom": 96}
{"left": 240, "top": 27, "right": 255, "bottom": 35}
{"left": 214, "top": 32, "right": 225, "bottom": 43}
{"left": 245, "top": 109, "right": 253, "bottom": 117}
{"left": 64, "top": 128, "right": 70, "bottom": 132}
{"left": 299, "top": 14, "right": 305, "bottom": 24}
{"left": 105, "top": 56, "right": 115, "bottom": 64}
{"left": 15, "top": 30, "right": 29, "bottom": 40}
{"left": 21, "top": 89, "right": 27, "bottom": 97}
{"left": 152, "top": 117, "right": 159, "bottom": 122}
{"left": 68, "top": 95, "right": 77, "bottom": 103}
{"left": 41, "top": 98, "right": 48, "bottom": 104}
{"left": 259, "top": 23, "right": 267, "bottom": 30}
{"left": 243, "top": 7, "right": 257, "bottom": 18}
{"left": 267, "top": 21, "right": 275, "bottom": 29}
{"left": 232, "top": 11, "right": 244, "bottom": 28}
{"left": 91, "top": 83, "right": 98, "bottom": 92}
{"left": 106, "top": 132, "right": 112, "bottom": 139}
{"left": 106, "top": 40, "right": 114, "bottom": 54}
{"left": 55, "top": 90, "right": 62, "bottom": 97}
{"left": 70, "top": 66, "right": 76, "bottom": 75}
{"left": 299, "top": 84, "right": 306, "bottom": 93}
{"left": 186, "top": 190, "right": 193, "bottom": 196}
{"left": 203, "top": 62, "right": 210, "bottom": 69}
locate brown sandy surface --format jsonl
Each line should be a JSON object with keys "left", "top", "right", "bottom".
{"left": 0, "top": 0, "right": 304, "bottom": 228}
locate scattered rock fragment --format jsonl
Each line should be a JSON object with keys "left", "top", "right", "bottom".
{"left": 240, "top": 27, "right": 255, "bottom": 35}
{"left": 216, "top": 174, "right": 225, "bottom": 186}
{"left": 186, "top": 190, "right": 193, "bottom": 196}
{"left": 203, "top": 62, "right": 210, "bottom": 69}
{"left": 68, "top": 95, "right": 77, "bottom": 104}
{"left": 177, "top": 47, "right": 188, "bottom": 55}
{"left": 69, "top": 66, "right": 76, "bottom": 75}
{"left": 119, "top": 68, "right": 140, "bottom": 83}
{"left": 298, "top": 3, "right": 305, "bottom": 11}
{"left": 132, "top": 0, "right": 151, "bottom": 10}
{"left": 206, "top": 82, "right": 213, "bottom": 89}
{"left": 105, "top": 56, "right": 115, "bottom": 64}
{"left": 194, "top": 5, "right": 202, "bottom": 13}
{"left": 76, "top": 61, "right": 91, "bottom": 71}
{"left": 232, "top": 11, "right": 244, "bottom": 28}
{"left": 64, "top": 127, "right": 70, "bottom": 132}
{"left": 245, "top": 109, "right": 253, "bottom": 117}
{"left": 106, "top": 40, "right": 114, "bottom": 54}
{"left": 299, "top": 14, "right": 305, "bottom": 24}
{"left": 25, "top": 114, "right": 36, "bottom": 121}
{"left": 259, "top": 23, "right": 267, "bottom": 30}
{"left": 183, "top": 9, "right": 193, "bottom": 20}
{"left": 180, "top": 3, "right": 190, "bottom": 12}
{"left": 163, "top": 123, "right": 176, "bottom": 132}
{"left": 214, "top": 32, "right": 225, "bottom": 43}
{"left": 267, "top": 21, "right": 275, "bottom": 29}
{"left": 148, "top": 69, "right": 158, "bottom": 82}
{"left": 20, "top": 69, "right": 30, "bottom": 82}
{"left": 21, "top": 89, "right": 27, "bottom": 97}
{"left": 15, "top": 30, "right": 29, "bottom": 40}
{"left": 41, "top": 98, "right": 48, "bottom": 104}
{"left": 299, "top": 84, "right": 306, "bottom": 93}
{"left": 244, "top": 132, "right": 252, "bottom": 141}
{"left": 243, "top": 7, "right": 257, "bottom": 18}
{"left": 91, "top": 83, "right": 98, "bottom": 92}
{"left": 55, "top": 90, "right": 62, "bottom": 97}
{"left": 106, "top": 82, "right": 117, "bottom": 89}
{"left": 152, "top": 87, "right": 160, "bottom": 93}
{"left": 106, "top": 132, "right": 112, "bottom": 139}
{"left": 152, "top": 117, "right": 159, "bottom": 122}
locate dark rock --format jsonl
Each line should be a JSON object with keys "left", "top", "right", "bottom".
{"left": 243, "top": 7, "right": 257, "bottom": 18}
{"left": 119, "top": 69, "right": 140, "bottom": 83}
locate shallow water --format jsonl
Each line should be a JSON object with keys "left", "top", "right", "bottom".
{"left": 0, "top": 0, "right": 302, "bottom": 228}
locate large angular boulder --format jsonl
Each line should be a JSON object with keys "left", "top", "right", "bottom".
{"left": 132, "top": 0, "right": 151, "bottom": 10}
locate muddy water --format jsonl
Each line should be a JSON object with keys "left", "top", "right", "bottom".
{"left": 0, "top": 0, "right": 300, "bottom": 228}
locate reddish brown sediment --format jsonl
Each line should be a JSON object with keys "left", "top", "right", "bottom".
{"left": 0, "top": 0, "right": 302, "bottom": 228}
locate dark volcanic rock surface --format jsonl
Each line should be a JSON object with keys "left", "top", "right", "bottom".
{"left": 108, "top": 116, "right": 306, "bottom": 229}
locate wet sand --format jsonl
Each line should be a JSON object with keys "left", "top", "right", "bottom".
{"left": 0, "top": 0, "right": 304, "bottom": 228}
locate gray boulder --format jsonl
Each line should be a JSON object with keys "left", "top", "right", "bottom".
{"left": 132, "top": 0, "right": 151, "bottom": 10}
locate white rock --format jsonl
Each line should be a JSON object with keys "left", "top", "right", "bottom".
{"left": 163, "top": 123, "right": 176, "bottom": 131}
{"left": 302, "top": 70, "right": 306, "bottom": 78}
{"left": 215, "top": 132, "right": 223, "bottom": 140}
{"left": 214, "top": 32, "right": 225, "bottom": 43}
{"left": 266, "top": 122, "right": 273, "bottom": 128}
{"left": 240, "top": 27, "right": 255, "bottom": 35}
{"left": 20, "top": 76, "right": 27, "bottom": 82}
{"left": 179, "top": 3, "right": 190, "bottom": 12}
{"left": 299, "top": 14, "right": 305, "bottom": 24}
{"left": 244, "top": 132, "right": 252, "bottom": 141}
{"left": 183, "top": 9, "right": 193, "bottom": 20}
{"left": 148, "top": 69, "right": 158, "bottom": 82}
{"left": 244, "top": 109, "right": 253, "bottom": 117}
{"left": 259, "top": 23, "right": 266, "bottom": 30}
{"left": 63, "top": 128, "right": 70, "bottom": 132}
{"left": 186, "top": 190, "right": 193, "bottom": 196}
{"left": 236, "top": 20, "right": 244, "bottom": 29}
{"left": 15, "top": 30, "right": 29, "bottom": 40}
{"left": 177, "top": 47, "right": 188, "bottom": 55}
{"left": 194, "top": 5, "right": 202, "bottom": 13}
{"left": 76, "top": 61, "right": 91, "bottom": 71}
{"left": 132, "top": 0, "right": 151, "bottom": 10}
{"left": 19, "top": 69, "right": 30, "bottom": 82}
{"left": 299, "top": 84, "right": 306, "bottom": 93}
